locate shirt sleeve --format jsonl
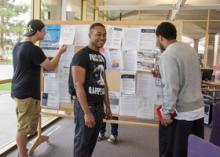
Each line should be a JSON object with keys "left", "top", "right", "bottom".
{"left": 102, "top": 54, "right": 107, "bottom": 70}
{"left": 159, "top": 54, "right": 180, "bottom": 119}
{"left": 30, "top": 46, "right": 47, "bottom": 65}
{"left": 72, "top": 51, "right": 89, "bottom": 69}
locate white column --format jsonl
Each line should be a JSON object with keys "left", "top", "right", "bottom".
{"left": 214, "top": 33, "right": 220, "bottom": 66}
{"left": 94, "top": 0, "right": 99, "bottom": 21}
{"left": 82, "top": 0, "right": 88, "bottom": 21}
{"left": 207, "top": 35, "right": 215, "bottom": 67}
{"left": 61, "top": 0, "right": 67, "bottom": 20}
{"left": 32, "top": 0, "right": 41, "bottom": 19}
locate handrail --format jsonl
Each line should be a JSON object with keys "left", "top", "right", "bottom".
{"left": 0, "top": 79, "right": 12, "bottom": 84}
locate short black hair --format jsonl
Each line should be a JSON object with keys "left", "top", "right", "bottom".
{"left": 89, "top": 23, "right": 105, "bottom": 32}
{"left": 156, "top": 22, "right": 177, "bottom": 40}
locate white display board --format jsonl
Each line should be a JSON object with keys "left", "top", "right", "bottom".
{"left": 40, "top": 23, "right": 163, "bottom": 119}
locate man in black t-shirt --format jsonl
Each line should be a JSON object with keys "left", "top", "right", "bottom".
{"left": 69, "top": 23, "right": 112, "bottom": 157}
{"left": 11, "top": 19, "right": 67, "bottom": 157}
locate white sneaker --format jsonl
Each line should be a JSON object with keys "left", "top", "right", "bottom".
{"left": 107, "top": 135, "right": 117, "bottom": 144}
{"left": 97, "top": 133, "right": 105, "bottom": 141}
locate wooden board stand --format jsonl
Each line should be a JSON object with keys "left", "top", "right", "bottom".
{"left": 28, "top": 116, "right": 49, "bottom": 155}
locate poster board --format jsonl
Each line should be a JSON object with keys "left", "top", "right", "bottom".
{"left": 40, "top": 20, "right": 183, "bottom": 120}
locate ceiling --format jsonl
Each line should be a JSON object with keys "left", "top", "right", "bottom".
{"left": 97, "top": 0, "right": 220, "bottom": 43}
{"left": 41, "top": 0, "right": 220, "bottom": 44}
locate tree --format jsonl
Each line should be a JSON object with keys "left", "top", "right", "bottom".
{"left": 0, "top": 0, "right": 28, "bottom": 56}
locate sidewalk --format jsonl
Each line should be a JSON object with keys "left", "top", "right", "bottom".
{"left": 0, "top": 93, "right": 56, "bottom": 154}
{"left": 0, "top": 93, "right": 16, "bottom": 148}
{"left": 0, "top": 65, "right": 13, "bottom": 80}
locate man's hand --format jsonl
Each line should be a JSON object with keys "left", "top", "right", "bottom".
{"left": 58, "top": 45, "right": 67, "bottom": 54}
{"left": 84, "top": 112, "right": 96, "bottom": 128}
{"left": 160, "top": 118, "right": 173, "bottom": 126}
{"left": 151, "top": 68, "right": 160, "bottom": 78}
{"left": 105, "top": 107, "right": 112, "bottom": 120}
{"left": 156, "top": 105, "right": 174, "bottom": 126}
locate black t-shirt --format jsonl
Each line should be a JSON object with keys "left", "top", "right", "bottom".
{"left": 11, "top": 41, "right": 46, "bottom": 100}
{"left": 69, "top": 46, "right": 106, "bottom": 105}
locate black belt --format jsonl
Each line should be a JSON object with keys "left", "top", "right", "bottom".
{"left": 74, "top": 98, "right": 103, "bottom": 106}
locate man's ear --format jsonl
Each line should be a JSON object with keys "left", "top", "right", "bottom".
{"left": 158, "top": 35, "right": 163, "bottom": 42}
{"left": 89, "top": 29, "right": 93, "bottom": 39}
{"left": 35, "top": 30, "right": 40, "bottom": 37}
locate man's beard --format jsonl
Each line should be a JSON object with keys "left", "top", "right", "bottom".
{"left": 159, "top": 44, "right": 165, "bottom": 52}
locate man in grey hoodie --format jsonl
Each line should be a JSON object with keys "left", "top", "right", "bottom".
{"left": 156, "top": 22, "right": 204, "bottom": 157}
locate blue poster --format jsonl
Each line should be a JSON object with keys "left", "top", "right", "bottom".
{"left": 40, "top": 25, "right": 61, "bottom": 50}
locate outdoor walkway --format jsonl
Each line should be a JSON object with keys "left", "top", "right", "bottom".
{"left": 0, "top": 93, "right": 16, "bottom": 148}
{"left": 0, "top": 65, "right": 13, "bottom": 80}
{"left": 0, "top": 93, "right": 55, "bottom": 155}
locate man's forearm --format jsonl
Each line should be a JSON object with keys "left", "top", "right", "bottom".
{"left": 159, "top": 55, "right": 179, "bottom": 119}
{"left": 49, "top": 51, "right": 62, "bottom": 69}
{"left": 75, "top": 84, "right": 91, "bottom": 114}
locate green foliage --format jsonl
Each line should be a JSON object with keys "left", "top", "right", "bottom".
{"left": 0, "top": 83, "right": 11, "bottom": 91}
{"left": 0, "top": 0, "right": 28, "bottom": 55}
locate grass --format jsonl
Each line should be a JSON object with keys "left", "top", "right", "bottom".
{"left": 0, "top": 59, "right": 12, "bottom": 65}
{"left": 0, "top": 83, "right": 11, "bottom": 91}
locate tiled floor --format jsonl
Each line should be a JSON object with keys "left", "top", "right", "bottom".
{"left": 0, "top": 93, "right": 212, "bottom": 157}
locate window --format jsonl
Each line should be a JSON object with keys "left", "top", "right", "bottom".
{"left": 0, "top": 0, "right": 31, "bottom": 153}
{"left": 41, "top": 0, "right": 81, "bottom": 21}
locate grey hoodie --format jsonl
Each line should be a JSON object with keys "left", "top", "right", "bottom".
{"left": 159, "top": 41, "right": 204, "bottom": 118}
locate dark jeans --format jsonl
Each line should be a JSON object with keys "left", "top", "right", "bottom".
{"left": 100, "top": 116, "right": 118, "bottom": 136}
{"left": 159, "top": 118, "right": 204, "bottom": 157}
{"left": 73, "top": 100, "right": 104, "bottom": 157}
